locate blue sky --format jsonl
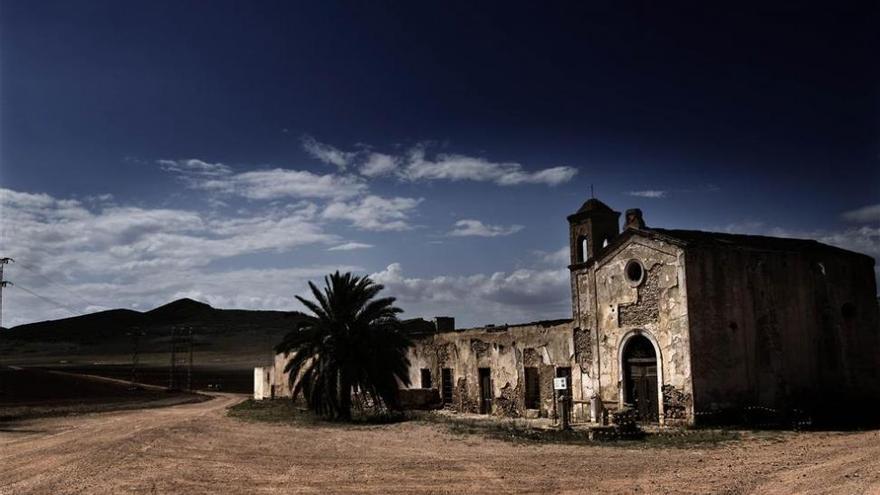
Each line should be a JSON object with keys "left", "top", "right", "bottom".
{"left": 1, "top": 1, "right": 878, "bottom": 327}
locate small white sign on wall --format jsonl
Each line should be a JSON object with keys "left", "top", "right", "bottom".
{"left": 553, "top": 377, "right": 568, "bottom": 390}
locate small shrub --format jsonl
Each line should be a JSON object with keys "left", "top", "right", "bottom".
{"left": 610, "top": 407, "right": 643, "bottom": 438}
{"left": 227, "top": 399, "right": 408, "bottom": 426}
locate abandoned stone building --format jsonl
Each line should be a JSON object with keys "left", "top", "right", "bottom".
{"left": 259, "top": 198, "right": 880, "bottom": 425}
{"left": 401, "top": 199, "right": 879, "bottom": 425}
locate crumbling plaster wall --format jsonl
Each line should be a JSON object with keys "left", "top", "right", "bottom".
{"left": 571, "top": 270, "right": 598, "bottom": 404}
{"left": 586, "top": 237, "right": 693, "bottom": 423}
{"left": 685, "top": 246, "right": 880, "bottom": 418}
{"left": 272, "top": 351, "right": 294, "bottom": 398}
{"left": 405, "top": 320, "right": 576, "bottom": 418}
{"left": 254, "top": 367, "right": 274, "bottom": 400}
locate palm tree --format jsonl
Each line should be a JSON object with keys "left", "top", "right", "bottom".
{"left": 275, "top": 271, "right": 412, "bottom": 420}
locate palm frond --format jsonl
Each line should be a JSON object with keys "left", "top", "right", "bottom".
{"left": 278, "top": 271, "right": 412, "bottom": 420}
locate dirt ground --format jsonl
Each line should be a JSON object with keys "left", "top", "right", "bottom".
{"left": 2, "top": 394, "right": 880, "bottom": 495}
{"left": 0, "top": 367, "right": 206, "bottom": 421}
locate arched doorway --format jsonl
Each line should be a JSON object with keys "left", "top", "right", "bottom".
{"left": 622, "top": 334, "right": 659, "bottom": 422}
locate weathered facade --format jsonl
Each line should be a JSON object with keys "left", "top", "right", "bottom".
{"left": 260, "top": 198, "right": 880, "bottom": 425}
{"left": 400, "top": 199, "right": 880, "bottom": 425}
{"left": 404, "top": 320, "right": 576, "bottom": 419}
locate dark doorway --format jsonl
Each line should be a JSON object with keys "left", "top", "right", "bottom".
{"left": 478, "top": 368, "right": 492, "bottom": 414}
{"left": 555, "top": 366, "right": 573, "bottom": 421}
{"left": 622, "top": 335, "right": 659, "bottom": 422}
{"left": 524, "top": 367, "right": 540, "bottom": 409}
{"left": 420, "top": 368, "right": 432, "bottom": 389}
{"left": 441, "top": 368, "right": 453, "bottom": 405}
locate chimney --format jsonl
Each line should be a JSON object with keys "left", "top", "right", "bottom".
{"left": 624, "top": 208, "right": 646, "bottom": 230}
{"left": 433, "top": 316, "right": 455, "bottom": 332}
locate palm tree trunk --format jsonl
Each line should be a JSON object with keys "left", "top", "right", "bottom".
{"left": 338, "top": 371, "right": 352, "bottom": 421}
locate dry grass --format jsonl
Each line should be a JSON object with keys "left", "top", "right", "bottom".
{"left": 227, "top": 400, "right": 741, "bottom": 448}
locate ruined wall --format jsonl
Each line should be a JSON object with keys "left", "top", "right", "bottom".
{"left": 270, "top": 352, "right": 294, "bottom": 398}
{"left": 586, "top": 236, "right": 693, "bottom": 424}
{"left": 686, "top": 246, "right": 880, "bottom": 420}
{"left": 404, "top": 320, "right": 575, "bottom": 418}
{"left": 571, "top": 267, "right": 599, "bottom": 405}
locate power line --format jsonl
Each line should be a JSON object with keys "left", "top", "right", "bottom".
{"left": 12, "top": 283, "right": 79, "bottom": 316}
{"left": 15, "top": 261, "right": 104, "bottom": 310}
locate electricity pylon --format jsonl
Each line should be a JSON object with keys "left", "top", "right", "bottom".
{"left": 0, "top": 258, "right": 14, "bottom": 329}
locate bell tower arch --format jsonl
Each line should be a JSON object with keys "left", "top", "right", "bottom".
{"left": 567, "top": 198, "right": 620, "bottom": 266}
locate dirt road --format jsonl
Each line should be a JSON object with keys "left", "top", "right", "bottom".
{"left": 2, "top": 395, "right": 880, "bottom": 494}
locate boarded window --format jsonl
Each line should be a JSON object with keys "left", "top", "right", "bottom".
{"left": 441, "top": 368, "right": 453, "bottom": 404}
{"left": 420, "top": 368, "right": 432, "bottom": 389}
{"left": 524, "top": 367, "right": 540, "bottom": 409}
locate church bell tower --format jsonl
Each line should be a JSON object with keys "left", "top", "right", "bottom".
{"left": 567, "top": 198, "right": 621, "bottom": 266}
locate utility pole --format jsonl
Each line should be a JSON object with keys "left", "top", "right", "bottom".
{"left": 187, "top": 326, "right": 194, "bottom": 391}
{"left": 129, "top": 326, "right": 142, "bottom": 387}
{"left": 0, "top": 258, "right": 14, "bottom": 329}
{"left": 169, "top": 326, "right": 177, "bottom": 390}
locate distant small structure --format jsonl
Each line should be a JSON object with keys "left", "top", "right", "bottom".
{"left": 253, "top": 366, "right": 275, "bottom": 400}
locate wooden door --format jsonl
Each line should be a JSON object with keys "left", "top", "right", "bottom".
{"left": 623, "top": 335, "right": 659, "bottom": 422}
{"left": 626, "top": 362, "right": 658, "bottom": 422}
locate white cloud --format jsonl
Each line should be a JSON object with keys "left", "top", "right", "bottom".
{"left": 301, "top": 135, "right": 356, "bottom": 171}
{"left": 327, "top": 242, "right": 374, "bottom": 251}
{"left": 160, "top": 159, "right": 367, "bottom": 200}
{"left": 84, "top": 193, "right": 115, "bottom": 204}
{"left": 535, "top": 246, "right": 570, "bottom": 265}
{"left": 494, "top": 166, "right": 579, "bottom": 186}
{"left": 371, "top": 263, "right": 570, "bottom": 326}
{"left": 158, "top": 158, "right": 232, "bottom": 177}
{"left": 6, "top": 264, "right": 362, "bottom": 329}
{"left": 0, "top": 187, "right": 347, "bottom": 326}
{"left": 158, "top": 158, "right": 423, "bottom": 232}
{"left": 627, "top": 190, "right": 667, "bottom": 198}
{"left": 2, "top": 189, "right": 334, "bottom": 274}
{"left": 322, "top": 195, "right": 422, "bottom": 231}
{"left": 816, "top": 226, "right": 880, "bottom": 260}
{"left": 401, "top": 147, "right": 577, "bottom": 186}
{"left": 216, "top": 169, "right": 366, "bottom": 200}
{"left": 296, "top": 139, "right": 578, "bottom": 187}
{"left": 359, "top": 153, "right": 398, "bottom": 177}
{"left": 157, "top": 265, "right": 362, "bottom": 312}
{"left": 448, "top": 219, "right": 523, "bottom": 237}
{"left": 842, "top": 204, "right": 880, "bottom": 224}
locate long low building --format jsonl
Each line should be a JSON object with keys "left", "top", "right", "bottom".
{"left": 259, "top": 198, "right": 880, "bottom": 426}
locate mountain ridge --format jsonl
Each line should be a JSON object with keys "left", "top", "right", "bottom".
{"left": 2, "top": 298, "right": 307, "bottom": 343}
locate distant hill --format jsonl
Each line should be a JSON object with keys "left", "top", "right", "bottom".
{"left": 144, "top": 298, "right": 214, "bottom": 325}
{"left": 0, "top": 299, "right": 439, "bottom": 371}
{"left": 1, "top": 298, "right": 308, "bottom": 345}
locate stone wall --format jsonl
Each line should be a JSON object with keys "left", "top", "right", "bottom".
{"left": 405, "top": 320, "right": 576, "bottom": 418}
{"left": 271, "top": 352, "right": 288, "bottom": 398}
{"left": 685, "top": 245, "right": 880, "bottom": 421}
{"left": 574, "top": 234, "right": 694, "bottom": 424}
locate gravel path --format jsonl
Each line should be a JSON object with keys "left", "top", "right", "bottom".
{"left": 2, "top": 395, "right": 879, "bottom": 494}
